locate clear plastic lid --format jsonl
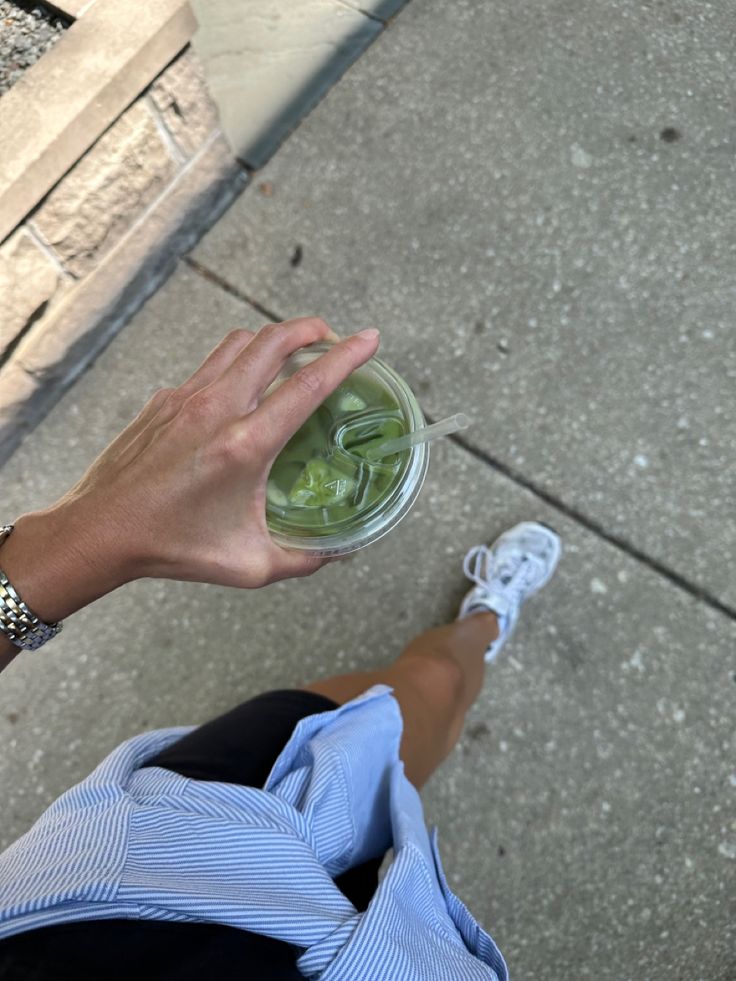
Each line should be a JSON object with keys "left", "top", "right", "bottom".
{"left": 265, "top": 344, "right": 429, "bottom": 556}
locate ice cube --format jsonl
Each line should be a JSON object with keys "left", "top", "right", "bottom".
{"left": 337, "top": 390, "right": 367, "bottom": 413}
{"left": 288, "top": 458, "right": 357, "bottom": 507}
{"left": 266, "top": 480, "right": 289, "bottom": 509}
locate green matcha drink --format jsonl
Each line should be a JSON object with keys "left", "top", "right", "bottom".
{"left": 266, "top": 344, "right": 428, "bottom": 555}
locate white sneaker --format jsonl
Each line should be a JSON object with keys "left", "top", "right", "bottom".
{"left": 458, "top": 521, "right": 562, "bottom": 663}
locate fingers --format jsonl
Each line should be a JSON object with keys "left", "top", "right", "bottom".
{"left": 151, "top": 328, "right": 258, "bottom": 426}
{"left": 123, "top": 329, "right": 257, "bottom": 432}
{"left": 106, "top": 320, "right": 335, "bottom": 466}
{"left": 247, "top": 328, "right": 380, "bottom": 456}
{"left": 177, "top": 328, "right": 256, "bottom": 399}
{"left": 100, "top": 329, "right": 256, "bottom": 464}
{"left": 210, "top": 317, "right": 335, "bottom": 415}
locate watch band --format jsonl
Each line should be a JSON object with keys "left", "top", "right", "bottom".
{"left": 0, "top": 524, "right": 63, "bottom": 651}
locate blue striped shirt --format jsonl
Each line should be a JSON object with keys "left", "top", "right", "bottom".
{"left": 0, "top": 685, "right": 507, "bottom": 979}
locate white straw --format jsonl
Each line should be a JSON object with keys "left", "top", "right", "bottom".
{"left": 367, "top": 413, "right": 470, "bottom": 460}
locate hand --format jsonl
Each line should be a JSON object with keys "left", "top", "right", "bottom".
{"left": 45, "top": 318, "right": 381, "bottom": 590}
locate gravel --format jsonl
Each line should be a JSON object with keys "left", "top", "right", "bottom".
{"left": 0, "top": 1, "right": 69, "bottom": 98}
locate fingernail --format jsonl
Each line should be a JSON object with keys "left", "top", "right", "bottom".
{"left": 356, "top": 328, "right": 380, "bottom": 341}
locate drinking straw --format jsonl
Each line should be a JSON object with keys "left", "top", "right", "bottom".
{"left": 367, "top": 413, "right": 470, "bottom": 460}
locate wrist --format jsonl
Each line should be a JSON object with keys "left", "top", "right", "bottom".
{"left": 0, "top": 504, "right": 131, "bottom": 626}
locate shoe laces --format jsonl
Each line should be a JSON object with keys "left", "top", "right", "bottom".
{"left": 463, "top": 543, "right": 543, "bottom": 602}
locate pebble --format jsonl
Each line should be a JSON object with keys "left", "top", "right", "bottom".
{"left": 0, "top": 1, "right": 68, "bottom": 98}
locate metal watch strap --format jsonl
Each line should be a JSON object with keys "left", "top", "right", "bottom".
{"left": 0, "top": 524, "right": 63, "bottom": 651}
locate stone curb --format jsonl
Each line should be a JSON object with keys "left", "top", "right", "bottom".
{"left": 0, "top": 0, "right": 195, "bottom": 245}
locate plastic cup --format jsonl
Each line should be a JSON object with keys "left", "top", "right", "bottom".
{"left": 265, "top": 343, "right": 429, "bottom": 556}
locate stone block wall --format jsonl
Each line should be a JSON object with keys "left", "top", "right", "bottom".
{"left": 1, "top": 47, "right": 214, "bottom": 355}
{"left": 0, "top": 44, "right": 244, "bottom": 463}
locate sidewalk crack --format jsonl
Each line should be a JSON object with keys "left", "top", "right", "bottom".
{"left": 448, "top": 430, "right": 736, "bottom": 622}
{"left": 333, "top": 0, "right": 386, "bottom": 26}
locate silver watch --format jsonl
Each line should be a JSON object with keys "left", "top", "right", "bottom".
{"left": 0, "top": 524, "right": 63, "bottom": 651}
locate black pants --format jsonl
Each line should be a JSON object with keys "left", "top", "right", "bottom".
{"left": 0, "top": 690, "right": 385, "bottom": 980}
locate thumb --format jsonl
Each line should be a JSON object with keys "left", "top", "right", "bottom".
{"left": 268, "top": 546, "right": 331, "bottom": 582}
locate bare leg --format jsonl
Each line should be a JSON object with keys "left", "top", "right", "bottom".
{"left": 302, "top": 611, "right": 499, "bottom": 790}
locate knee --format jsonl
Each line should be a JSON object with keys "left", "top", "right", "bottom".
{"left": 398, "top": 649, "right": 467, "bottom": 720}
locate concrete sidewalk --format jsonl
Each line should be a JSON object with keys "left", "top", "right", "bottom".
{"left": 1, "top": 1, "right": 734, "bottom": 978}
